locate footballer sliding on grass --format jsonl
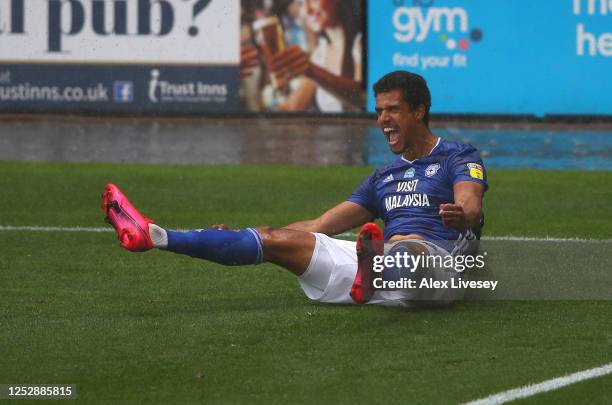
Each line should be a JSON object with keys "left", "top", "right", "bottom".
{"left": 102, "top": 71, "right": 487, "bottom": 307}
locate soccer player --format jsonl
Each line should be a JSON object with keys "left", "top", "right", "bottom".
{"left": 102, "top": 71, "right": 487, "bottom": 307}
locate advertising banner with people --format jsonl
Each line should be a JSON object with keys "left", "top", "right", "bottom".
{"left": 2, "top": 0, "right": 611, "bottom": 116}
{"left": 0, "top": 0, "right": 240, "bottom": 113}
{"left": 367, "top": 0, "right": 612, "bottom": 116}
{"left": 240, "top": 0, "right": 366, "bottom": 113}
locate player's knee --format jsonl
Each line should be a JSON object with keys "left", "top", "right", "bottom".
{"left": 255, "top": 226, "right": 305, "bottom": 252}
{"left": 255, "top": 226, "right": 297, "bottom": 261}
{"left": 255, "top": 226, "right": 282, "bottom": 246}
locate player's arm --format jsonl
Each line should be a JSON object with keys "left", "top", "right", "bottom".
{"left": 283, "top": 201, "right": 375, "bottom": 236}
{"left": 439, "top": 181, "right": 485, "bottom": 231}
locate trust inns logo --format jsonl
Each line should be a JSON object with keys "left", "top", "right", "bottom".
{"left": 148, "top": 69, "right": 161, "bottom": 103}
{"left": 148, "top": 69, "right": 228, "bottom": 104}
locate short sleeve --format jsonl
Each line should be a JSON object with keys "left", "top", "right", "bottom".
{"left": 449, "top": 145, "right": 488, "bottom": 191}
{"left": 347, "top": 170, "right": 380, "bottom": 217}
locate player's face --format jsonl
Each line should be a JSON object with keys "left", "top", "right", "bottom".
{"left": 302, "top": 0, "right": 340, "bottom": 33}
{"left": 375, "top": 90, "right": 423, "bottom": 154}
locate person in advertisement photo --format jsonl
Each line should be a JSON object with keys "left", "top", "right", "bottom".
{"left": 240, "top": 0, "right": 365, "bottom": 112}
{"left": 102, "top": 70, "right": 488, "bottom": 307}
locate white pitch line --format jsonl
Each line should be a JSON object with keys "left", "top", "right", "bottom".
{"left": 481, "top": 236, "right": 612, "bottom": 243}
{"left": 0, "top": 226, "right": 611, "bottom": 243}
{"left": 337, "top": 232, "right": 612, "bottom": 243}
{"left": 463, "top": 362, "right": 612, "bottom": 405}
{"left": 0, "top": 225, "right": 113, "bottom": 233}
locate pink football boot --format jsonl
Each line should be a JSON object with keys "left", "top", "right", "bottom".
{"left": 102, "top": 184, "right": 154, "bottom": 252}
{"left": 350, "top": 222, "right": 384, "bottom": 304}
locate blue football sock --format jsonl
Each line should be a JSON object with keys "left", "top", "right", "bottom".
{"left": 165, "top": 228, "right": 264, "bottom": 266}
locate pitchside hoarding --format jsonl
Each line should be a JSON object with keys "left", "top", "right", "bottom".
{"left": 2, "top": 1, "right": 612, "bottom": 116}
{"left": 367, "top": 0, "right": 612, "bottom": 116}
{"left": 0, "top": 0, "right": 240, "bottom": 113}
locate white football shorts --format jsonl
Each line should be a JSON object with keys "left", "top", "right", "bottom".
{"left": 298, "top": 233, "right": 465, "bottom": 307}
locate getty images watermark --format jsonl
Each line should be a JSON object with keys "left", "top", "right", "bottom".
{"left": 371, "top": 250, "right": 498, "bottom": 291}
{"left": 365, "top": 239, "right": 612, "bottom": 300}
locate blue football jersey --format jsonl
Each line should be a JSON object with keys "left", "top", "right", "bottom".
{"left": 348, "top": 139, "right": 488, "bottom": 245}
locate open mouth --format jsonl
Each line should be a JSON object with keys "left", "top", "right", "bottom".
{"left": 383, "top": 127, "right": 400, "bottom": 146}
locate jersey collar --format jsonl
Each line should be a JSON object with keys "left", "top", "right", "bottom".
{"left": 401, "top": 137, "right": 442, "bottom": 164}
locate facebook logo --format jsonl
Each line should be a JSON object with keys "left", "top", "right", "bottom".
{"left": 113, "top": 81, "right": 134, "bottom": 103}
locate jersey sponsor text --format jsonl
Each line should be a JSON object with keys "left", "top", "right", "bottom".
{"left": 396, "top": 180, "right": 419, "bottom": 192}
{"left": 384, "top": 193, "right": 430, "bottom": 211}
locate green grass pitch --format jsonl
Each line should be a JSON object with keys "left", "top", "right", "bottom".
{"left": 1, "top": 161, "right": 611, "bottom": 404}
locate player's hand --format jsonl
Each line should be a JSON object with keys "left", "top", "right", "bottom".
{"left": 240, "top": 45, "right": 261, "bottom": 78}
{"left": 439, "top": 203, "right": 467, "bottom": 231}
{"left": 269, "top": 45, "right": 311, "bottom": 81}
{"left": 212, "top": 224, "right": 232, "bottom": 230}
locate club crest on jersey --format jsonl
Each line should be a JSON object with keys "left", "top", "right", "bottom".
{"left": 382, "top": 173, "right": 394, "bottom": 183}
{"left": 467, "top": 163, "right": 484, "bottom": 180}
{"left": 404, "top": 168, "right": 415, "bottom": 179}
{"left": 425, "top": 163, "right": 440, "bottom": 177}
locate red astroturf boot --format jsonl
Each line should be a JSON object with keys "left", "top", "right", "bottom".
{"left": 102, "top": 183, "right": 154, "bottom": 252}
{"left": 350, "top": 222, "right": 384, "bottom": 304}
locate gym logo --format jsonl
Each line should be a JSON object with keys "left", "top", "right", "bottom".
{"left": 425, "top": 163, "right": 440, "bottom": 177}
{"left": 392, "top": 0, "right": 483, "bottom": 51}
{"left": 404, "top": 168, "right": 416, "bottom": 178}
{"left": 113, "top": 81, "right": 133, "bottom": 103}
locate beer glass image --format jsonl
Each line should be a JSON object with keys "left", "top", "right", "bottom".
{"left": 253, "top": 16, "right": 287, "bottom": 91}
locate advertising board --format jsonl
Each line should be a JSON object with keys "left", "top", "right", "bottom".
{"left": 0, "top": 0, "right": 240, "bottom": 113}
{"left": 367, "top": 0, "right": 612, "bottom": 116}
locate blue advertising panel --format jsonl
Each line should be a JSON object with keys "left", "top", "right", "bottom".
{"left": 368, "top": 0, "right": 612, "bottom": 116}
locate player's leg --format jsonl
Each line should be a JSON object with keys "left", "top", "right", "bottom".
{"left": 158, "top": 224, "right": 315, "bottom": 275}
{"left": 254, "top": 226, "right": 315, "bottom": 275}
{"left": 102, "top": 183, "right": 315, "bottom": 276}
{"left": 364, "top": 238, "right": 464, "bottom": 306}
{"left": 296, "top": 224, "right": 435, "bottom": 306}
